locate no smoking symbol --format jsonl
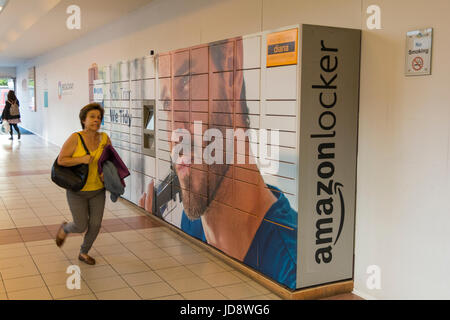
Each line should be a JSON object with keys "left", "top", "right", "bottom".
{"left": 412, "top": 56, "right": 424, "bottom": 71}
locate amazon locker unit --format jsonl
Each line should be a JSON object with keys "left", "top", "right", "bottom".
{"left": 93, "top": 24, "right": 361, "bottom": 291}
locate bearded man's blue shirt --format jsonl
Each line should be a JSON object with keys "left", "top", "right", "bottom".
{"left": 180, "top": 185, "right": 298, "bottom": 289}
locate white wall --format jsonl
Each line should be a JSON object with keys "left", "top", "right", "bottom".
{"left": 354, "top": 0, "right": 450, "bottom": 300}
{"left": 14, "top": 0, "right": 450, "bottom": 299}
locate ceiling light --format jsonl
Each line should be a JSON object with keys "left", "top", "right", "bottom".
{"left": 0, "top": 0, "right": 8, "bottom": 13}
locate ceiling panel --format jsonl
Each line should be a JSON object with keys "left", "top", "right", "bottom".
{"left": 0, "top": 0, "right": 153, "bottom": 66}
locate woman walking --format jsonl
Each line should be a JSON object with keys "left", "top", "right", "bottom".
{"left": 55, "top": 103, "right": 111, "bottom": 265}
{"left": 1, "top": 91, "right": 21, "bottom": 140}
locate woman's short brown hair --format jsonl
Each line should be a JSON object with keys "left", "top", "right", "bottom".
{"left": 79, "top": 103, "right": 104, "bottom": 129}
{"left": 7, "top": 90, "right": 17, "bottom": 102}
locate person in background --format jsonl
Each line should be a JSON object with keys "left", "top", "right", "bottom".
{"left": 55, "top": 103, "right": 111, "bottom": 265}
{"left": 1, "top": 90, "right": 21, "bottom": 140}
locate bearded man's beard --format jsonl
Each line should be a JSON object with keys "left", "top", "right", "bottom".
{"left": 179, "top": 164, "right": 230, "bottom": 221}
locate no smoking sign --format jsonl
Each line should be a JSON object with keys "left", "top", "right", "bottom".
{"left": 405, "top": 28, "right": 432, "bottom": 76}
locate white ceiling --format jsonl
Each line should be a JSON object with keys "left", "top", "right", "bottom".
{"left": 0, "top": 0, "right": 154, "bottom": 66}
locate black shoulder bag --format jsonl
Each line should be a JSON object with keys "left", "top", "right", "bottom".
{"left": 51, "top": 133, "right": 90, "bottom": 192}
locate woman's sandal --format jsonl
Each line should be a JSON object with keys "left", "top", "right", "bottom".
{"left": 55, "top": 222, "right": 68, "bottom": 247}
{"left": 78, "top": 254, "right": 96, "bottom": 265}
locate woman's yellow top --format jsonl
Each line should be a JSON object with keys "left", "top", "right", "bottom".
{"left": 72, "top": 132, "right": 108, "bottom": 192}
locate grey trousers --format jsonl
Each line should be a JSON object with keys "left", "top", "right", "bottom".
{"left": 63, "top": 188, "right": 106, "bottom": 254}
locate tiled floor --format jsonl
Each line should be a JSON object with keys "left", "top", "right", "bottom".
{"left": 0, "top": 134, "right": 361, "bottom": 300}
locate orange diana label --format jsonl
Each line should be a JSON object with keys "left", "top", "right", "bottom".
{"left": 267, "top": 28, "right": 298, "bottom": 67}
